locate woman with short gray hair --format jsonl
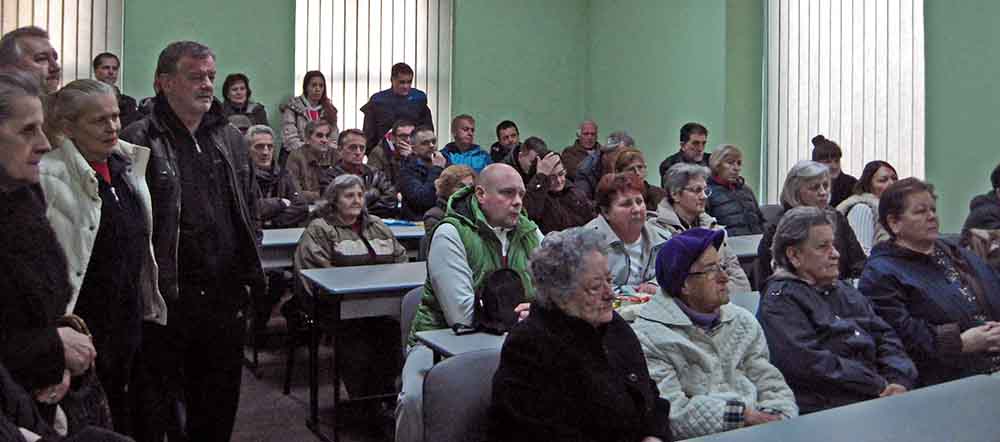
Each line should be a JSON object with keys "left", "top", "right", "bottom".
{"left": 655, "top": 162, "right": 753, "bottom": 293}
{"left": 756, "top": 160, "right": 866, "bottom": 286}
{"left": 293, "top": 173, "right": 407, "bottom": 400}
{"left": 39, "top": 78, "right": 165, "bottom": 430}
{"left": 490, "top": 227, "right": 672, "bottom": 442}
{"left": 705, "top": 144, "right": 766, "bottom": 236}
{"left": 758, "top": 206, "right": 917, "bottom": 414}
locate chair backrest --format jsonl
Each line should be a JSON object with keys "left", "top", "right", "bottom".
{"left": 401, "top": 287, "right": 424, "bottom": 353}
{"left": 760, "top": 204, "right": 784, "bottom": 227}
{"left": 423, "top": 348, "right": 501, "bottom": 442}
{"left": 730, "top": 291, "right": 761, "bottom": 315}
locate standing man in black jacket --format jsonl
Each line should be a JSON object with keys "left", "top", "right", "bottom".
{"left": 120, "top": 40, "right": 263, "bottom": 442}
{"left": 92, "top": 52, "right": 141, "bottom": 129}
{"left": 361, "top": 62, "right": 434, "bottom": 151}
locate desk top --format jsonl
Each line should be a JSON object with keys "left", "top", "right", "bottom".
{"left": 686, "top": 375, "right": 1000, "bottom": 442}
{"left": 727, "top": 233, "right": 762, "bottom": 259}
{"left": 415, "top": 329, "right": 505, "bottom": 358}
{"left": 262, "top": 228, "right": 304, "bottom": 247}
{"left": 300, "top": 261, "right": 426, "bottom": 295}
{"left": 263, "top": 223, "right": 425, "bottom": 248}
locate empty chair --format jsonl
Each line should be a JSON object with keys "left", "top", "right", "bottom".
{"left": 422, "top": 349, "right": 501, "bottom": 442}
{"left": 401, "top": 287, "right": 424, "bottom": 357}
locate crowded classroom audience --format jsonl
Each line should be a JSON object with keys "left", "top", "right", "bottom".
{"left": 0, "top": 19, "right": 999, "bottom": 442}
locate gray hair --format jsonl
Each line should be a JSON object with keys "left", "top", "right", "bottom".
{"left": 245, "top": 124, "right": 274, "bottom": 145}
{"left": 708, "top": 144, "right": 743, "bottom": 175}
{"left": 664, "top": 162, "right": 711, "bottom": 203}
{"left": 0, "top": 71, "right": 42, "bottom": 122}
{"left": 49, "top": 79, "right": 115, "bottom": 131}
{"left": 604, "top": 130, "right": 634, "bottom": 152}
{"left": 320, "top": 174, "right": 364, "bottom": 213}
{"left": 530, "top": 227, "right": 609, "bottom": 309}
{"left": 304, "top": 119, "right": 331, "bottom": 138}
{"left": 780, "top": 160, "right": 830, "bottom": 208}
{"left": 772, "top": 206, "right": 835, "bottom": 273}
{"left": 0, "top": 26, "right": 48, "bottom": 67}
{"left": 156, "top": 41, "right": 214, "bottom": 77}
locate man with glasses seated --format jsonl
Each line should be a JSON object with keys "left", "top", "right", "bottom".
{"left": 655, "top": 163, "right": 752, "bottom": 293}
{"left": 399, "top": 126, "right": 449, "bottom": 220}
{"left": 367, "top": 119, "right": 415, "bottom": 187}
{"left": 286, "top": 119, "right": 338, "bottom": 203}
{"left": 327, "top": 129, "right": 399, "bottom": 218}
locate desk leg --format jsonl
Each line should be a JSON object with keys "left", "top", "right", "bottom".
{"left": 306, "top": 295, "right": 335, "bottom": 442}
{"left": 330, "top": 298, "right": 341, "bottom": 438}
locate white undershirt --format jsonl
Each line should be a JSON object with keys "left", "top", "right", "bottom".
{"left": 624, "top": 239, "right": 645, "bottom": 286}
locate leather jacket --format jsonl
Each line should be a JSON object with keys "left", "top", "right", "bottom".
{"left": 120, "top": 97, "right": 263, "bottom": 302}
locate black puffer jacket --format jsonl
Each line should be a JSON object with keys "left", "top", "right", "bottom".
{"left": 706, "top": 176, "right": 765, "bottom": 236}
{"left": 490, "top": 305, "right": 672, "bottom": 442}
{"left": 120, "top": 96, "right": 263, "bottom": 302}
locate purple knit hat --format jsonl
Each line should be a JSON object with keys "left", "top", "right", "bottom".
{"left": 655, "top": 228, "right": 726, "bottom": 297}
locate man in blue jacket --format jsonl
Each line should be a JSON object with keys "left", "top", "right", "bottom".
{"left": 361, "top": 62, "right": 434, "bottom": 151}
{"left": 399, "top": 126, "right": 448, "bottom": 220}
{"left": 440, "top": 114, "right": 491, "bottom": 173}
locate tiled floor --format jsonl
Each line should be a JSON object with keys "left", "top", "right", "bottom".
{"left": 231, "top": 333, "right": 393, "bottom": 442}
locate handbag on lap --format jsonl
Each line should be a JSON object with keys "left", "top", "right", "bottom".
{"left": 53, "top": 315, "right": 114, "bottom": 434}
{"left": 470, "top": 268, "right": 526, "bottom": 335}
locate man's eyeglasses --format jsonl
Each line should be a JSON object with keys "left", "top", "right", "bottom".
{"left": 343, "top": 144, "right": 365, "bottom": 152}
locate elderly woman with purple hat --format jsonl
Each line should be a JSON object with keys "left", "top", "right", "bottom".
{"left": 631, "top": 228, "right": 797, "bottom": 439}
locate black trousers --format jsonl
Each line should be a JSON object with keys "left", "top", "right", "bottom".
{"left": 130, "top": 288, "right": 247, "bottom": 442}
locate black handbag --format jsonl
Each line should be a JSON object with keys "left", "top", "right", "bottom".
{"left": 471, "top": 268, "right": 526, "bottom": 335}
{"left": 54, "top": 315, "right": 114, "bottom": 433}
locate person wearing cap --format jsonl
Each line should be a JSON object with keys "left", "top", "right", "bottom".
{"left": 757, "top": 207, "right": 917, "bottom": 414}
{"left": 574, "top": 129, "right": 634, "bottom": 200}
{"left": 655, "top": 162, "right": 752, "bottom": 294}
{"left": 632, "top": 228, "right": 797, "bottom": 439}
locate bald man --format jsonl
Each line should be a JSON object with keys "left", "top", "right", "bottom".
{"left": 561, "top": 120, "right": 601, "bottom": 181}
{"left": 398, "top": 163, "right": 544, "bottom": 442}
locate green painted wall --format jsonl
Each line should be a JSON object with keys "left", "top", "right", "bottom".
{"left": 924, "top": 0, "right": 1000, "bottom": 232}
{"left": 122, "top": 0, "right": 294, "bottom": 131}
{"left": 587, "top": 0, "right": 727, "bottom": 183}
{"left": 724, "top": 0, "right": 764, "bottom": 193}
{"left": 121, "top": 0, "right": 764, "bottom": 189}
{"left": 586, "top": 0, "right": 764, "bottom": 191}
{"left": 451, "top": 0, "right": 589, "bottom": 149}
